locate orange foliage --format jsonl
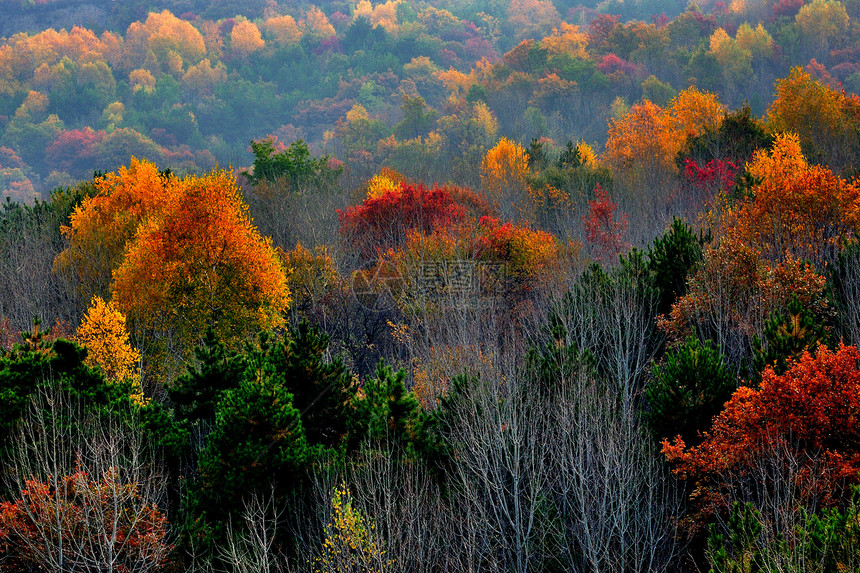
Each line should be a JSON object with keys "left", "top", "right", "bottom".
{"left": 661, "top": 237, "right": 829, "bottom": 342}
{"left": 0, "top": 469, "right": 170, "bottom": 571}
{"left": 604, "top": 88, "right": 724, "bottom": 182}
{"left": 55, "top": 158, "right": 172, "bottom": 302}
{"left": 664, "top": 343, "right": 860, "bottom": 516}
{"left": 111, "top": 168, "right": 289, "bottom": 358}
{"left": 56, "top": 159, "right": 289, "bottom": 378}
{"left": 720, "top": 133, "right": 860, "bottom": 263}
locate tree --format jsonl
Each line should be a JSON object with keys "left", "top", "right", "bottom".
{"left": 795, "top": 0, "right": 849, "bottom": 54}
{"left": 338, "top": 183, "right": 469, "bottom": 260}
{"left": 753, "top": 295, "right": 831, "bottom": 376}
{"left": 647, "top": 218, "right": 707, "bottom": 317}
{"left": 480, "top": 137, "right": 531, "bottom": 221}
{"left": 57, "top": 159, "right": 290, "bottom": 381}
{"left": 231, "top": 19, "right": 265, "bottom": 57}
{"left": 242, "top": 137, "right": 340, "bottom": 190}
{"left": 766, "top": 67, "right": 860, "bottom": 171}
{"left": 75, "top": 296, "right": 144, "bottom": 404}
{"left": 664, "top": 343, "right": 860, "bottom": 519}
{"left": 645, "top": 336, "right": 736, "bottom": 446}
{"left": 721, "top": 132, "right": 860, "bottom": 264}
{"left": 582, "top": 184, "right": 629, "bottom": 264}
{"left": 0, "top": 386, "right": 171, "bottom": 573}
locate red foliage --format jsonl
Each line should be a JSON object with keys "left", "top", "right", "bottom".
{"left": 773, "top": 0, "right": 803, "bottom": 18}
{"left": 338, "top": 183, "right": 471, "bottom": 259}
{"left": 583, "top": 184, "right": 629, "bottom": 263}
{"left": 0, "top": 470, "right": 171, "bottom": 571}
{"left": 664, "top": 343, "right": 860, "bottom": 519}
{"left": 587, "top": 14, "right": 620, "bottom": 52}
{"left": 597, "top": 54, "right": 641, "bottom": 77}
{"left": 45, "top": 128, "right": 106, "bottom": 174}
{"left": 683, "top": 158, "right": 739, "bottom": 199}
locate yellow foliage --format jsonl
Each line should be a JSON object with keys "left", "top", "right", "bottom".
{"left": 371, "top": 0, "right": 401, "bottom": 32}
{"left": 282, "top": 242, "right": 339, "bottom": 306}
{"left": 365, "top": 167, "right": 405, "bottom": 199}
{"left": 265, "top": 15, "right": 302, "bottom": 46}
{"left": 75, "top": 296, "right": 146, "bottom": 405}
{"left": 182, "top": 58, "right": 226, "bottom": 94}
{"left": 481, "top": 137, "right": 530, "bottom": 208}
{"left": 314, "top": 484, "right": 390, "bottom": 572}
{"left": 129, "top": 68, "right": 156, "bottom": 93}
{"left": 231, "top": 19, "right": 265, "bottom": 56}
{"left": 575, "top": 142, "right": 597, "bottom": 168}
{"left": 667, "top": 87, "right": 725, "bottom": 140}
{"left": 346, "top": 103, "right": 370, "bottom": 123}
{"left": 541, "top": 22, "right": 589, "bottom": 58}
{"left": 302, "top": 6, "right": 336, "bottom": 38}
{"left": 735, "top": 23, "right": 773, "bottom": 59}
{"left": 124, "top": 10, "right": 206, "bottom": 70}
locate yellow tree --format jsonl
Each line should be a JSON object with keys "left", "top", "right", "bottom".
{"left": 795, "top": 0, "right": 849, "bottom": 53}
{"left": 230, "top": 19, "right": 265, "bottom": 57}
{"left": 75, "top": 296, "right": 145, "bottom": 404}
{"left": 264, "top": 15, "right": 302, "bottom": 46}
{"left": 481, "top": 137, "right": 531, "bottom": 221}
{"left": 766, "top": 67, "right": 860, "bottom": 169}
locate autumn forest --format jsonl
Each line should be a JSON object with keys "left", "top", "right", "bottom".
{"left": 2, "top": 0, "right": 860, "bottom": 570}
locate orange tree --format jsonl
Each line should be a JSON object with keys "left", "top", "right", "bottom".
{"left": 56, "top": 158, "right": 290, "bottom": 382}
{"left": 718, "top": 132, "right": 860, "bottom": 265}
{"left": 663, "top": 343, "right": 860, "bottom": 523}
{"left": 766, "top": 66, "right": 860, "bottom": 171}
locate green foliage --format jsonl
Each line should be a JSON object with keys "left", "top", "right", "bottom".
{"left": 707, "top": 489, "right": 860, "bottom": 573}
{"left": 168, "top": 327, "right": 243, "bottom": 425}
{"left": 197, "top": 365, "right": 311, "bottom": 505}
{"left": 243, "top": 138, "right": 341, "bottom": 189}
{"left": 753, "top": 295, "right": 831, "bottom": 376}
{"left": 0, "top": 323, "right": 186, "bottom": 487}
{"left": 394, "top": 95, "right": 438, "bottom": 140}
{"left": 645, "top": 336, "right": 736, "bottom": 445}
{"left": 351, "top": 360, "right": 422, "bottom": 449}
{"left": 707, "top": 502, "right": 764, "bottom": 573}
{"left": 648, "top": 217, "right": 708, "bottom": 316}
{"left": 678, "top": 104, "right": 774, "bottom": 168}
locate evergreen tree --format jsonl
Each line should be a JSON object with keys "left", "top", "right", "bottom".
{"left": 753, "top": 296, "right": 831, "bottom": 376}
{"left": 648, "top": 217, "right": 708, "bottom": 317}
{"left": 645, "top": 336, "right": 736, "bottom": 445}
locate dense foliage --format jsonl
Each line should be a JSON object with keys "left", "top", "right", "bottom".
{"left": 3, "top": 1, "right": 860, "bottom": 571}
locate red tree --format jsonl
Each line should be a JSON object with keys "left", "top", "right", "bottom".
{"left": 583, "top": 184, "right": 629, "bottom": 263}
{"left": 664, "top": 343, "right": 860, "bottom": 520}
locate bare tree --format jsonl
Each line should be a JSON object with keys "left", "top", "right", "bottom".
{"left": 441, "top": 371, "right": 553, "bottom": 573}
{"left": 2, "top": 383, "right": 170, "bottom": 573}
{"left": 550, "top": 376, "right": 685, "bottom": 573}
{"left": 218, "top": 488, "right": 288, "bottom": 573}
